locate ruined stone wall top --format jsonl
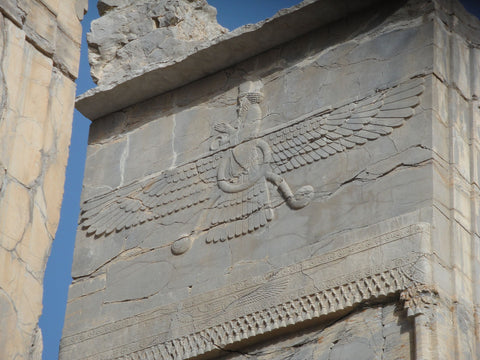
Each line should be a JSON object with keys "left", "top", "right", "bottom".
{"left": 87, "top": 0, "right": 227, "bottom": 87}
{"left": 77, "top": 0, "right": 383, "bottom": 120}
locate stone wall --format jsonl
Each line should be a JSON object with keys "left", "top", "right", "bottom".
{"left": 221, "top": 303, "right": 412, "bottom": 360}
{"left": 87, "top": 0, "right": 226, "bottom": 88}
{"left": 0, "top": 0, "right": 86, "bottom": 358}
{"left": 62, "top": 0, "right": 480, "bottom": 359}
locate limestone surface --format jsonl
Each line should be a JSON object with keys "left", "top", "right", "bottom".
{"left": 0, "top": 0, "right": 85, "bottom": 358}
{"left": 63, "top": 0, "right": 480, "bottom": 359}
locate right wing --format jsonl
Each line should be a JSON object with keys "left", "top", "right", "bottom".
{"left": 263, "top": 77, "right": 425, "bottom": 174}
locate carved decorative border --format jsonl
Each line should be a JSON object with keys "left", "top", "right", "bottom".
{"left": 60, "top": 223, "right": 430, "bottom": 360}
{"left": 119, "top": 263, "right": 412, "bottom": 360}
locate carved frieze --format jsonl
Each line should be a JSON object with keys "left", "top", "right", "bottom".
{"left": 79, "top": 77, "right": 425, "bottom": 255}
{"left": 60, "top": 223, "right": 431, "bottom": 360}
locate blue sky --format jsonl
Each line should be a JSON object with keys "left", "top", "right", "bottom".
{"left": 40, "top": 0, "right": 480, "bottom": 359}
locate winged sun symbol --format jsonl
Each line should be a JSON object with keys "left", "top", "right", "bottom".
{"left": 80, "top": 78, "right": 425, "bottom": 255}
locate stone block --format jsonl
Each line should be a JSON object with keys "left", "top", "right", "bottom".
{"left": 452, "top": 173, "right": 472, "bottom": 230}
{"left": 88, "top": 111, "right": 129, "bottom": 144}
{"left": 451, "top": 89, "right": 472, "bottom": 142}
{"left": 105, "top": 252, "right": 174, "bottom": 303}
{"left": 70, "top": 229, "right": 124, "bottom": 278}
{"left": 15, "top": 202, "right": 52, "bottom": 276}
{"left": 431, "top": 258, "right": 454, "bottom": 298}
{"left": 57, "top": 0, "right": 83, "bottom": 45}
{"left": 24, "top": 0, "right": 57, "bottom": 55}
{"left": 0, "top": 247, "right": 43, "bottom": 332}
{"left": 431, "top": 75, "right": 450, "bottom": 128}
{"left": 432, "top": 111, "right": 450, "bottom": 163}
{"left": 474, "top": 190, "right": 480, "bottom": 237}
{"left": 456, "top": 301, "right": 477, "bottom": 359}
{"left": 67, "top": 274, "right": 106, "bottom": 300}
{"left": 0, "top": 289, "right": 23, "bottom": 360}
{"left": 87, "top": 0, "right": 226, "bottom": 87}
{"left": 451, "top": 34, "right": 471, "bottom": 99}
{"left": 432, "top": 159, "right": 450, "bottom": 218}
{"left": 7, "top": 117, "right": 43, "bottom": 186}
{"left": 122, "top": 114, "right": 175, "bottom": 184}
{"left": 38, "top": 0, "right": 58, "bottom": 14}
{"left": 53, "top": 27, "right": 81, "bottom": 78}
{"left": 472, "top": 48, "right": 480, "bottom": 98}
{"left": 44, "top": 70, "right": 76, "bottom": 155}
{"left": 433, "top": 15, "right": 449, "bottom": 83}
{"left": 74, "top": 0, "right": 88, "bottom": 21}
{"left": 474, "top": 101, "right": 480, "bottom": 144}
{"left": 43, "top": 161, "right": 67, "bottom": 236}
{"left": 3, "top": 40, "right": 53, "bottom": 185}
{"left": 63, "top": 286, "right": 105, "bottom": 336}
{"left": 451, "top": 221, "right": 474, "bottom": 281}
{"left": 0, "top": 0, "right": 27, "bottom": 26}
{"left": 83, "top": 139, "right": 127, "bottom": 196}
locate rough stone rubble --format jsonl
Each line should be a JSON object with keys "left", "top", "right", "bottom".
{"left": 88, "top": 0, "right": 227, "bottom": 87}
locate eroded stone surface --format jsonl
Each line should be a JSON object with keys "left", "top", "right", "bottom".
{"left": 0, "top": 0, "right": 84, "bottom": 358}
{"left": 87, "top": 0, "right": 227, "bottom": 86}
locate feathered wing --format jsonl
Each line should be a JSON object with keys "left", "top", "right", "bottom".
{"left": 203, "top": 179, "right": 274, "bottom": 244}
{"left": 80, "top": 147, "right": 273, "bottom": 243}
{"left": 79, "top": 152, "right": 223, "bottom": 238}
{"left": 265, "top": 78, "right": 425, "bottom": 174}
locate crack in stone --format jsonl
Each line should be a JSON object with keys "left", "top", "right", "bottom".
{"left": 300, "top": 264, "right": 321, "bottom": 293}
{"left": 315, "top": 144, "right": 433, "bottom": 196}
{"left": 103, "top": 288, "right": 162, "bottom": 305}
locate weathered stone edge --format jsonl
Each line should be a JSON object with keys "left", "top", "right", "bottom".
{"left": 75, "top": 0, "right": 383, "bottom": 120}
{"left": 60, "top": 223, "right": 431, "bottom": 360}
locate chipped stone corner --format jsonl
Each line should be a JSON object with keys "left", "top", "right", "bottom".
{"left": 75, "top": 0, "right": 89, "bottom": 21}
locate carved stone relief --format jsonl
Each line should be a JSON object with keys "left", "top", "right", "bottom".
{"left": 79, "top": 77, "right": 425, "bottom": 257}
{"left": 63, "top": 0, "right": 480, "bottom": 358}
{"left": 60, "top": 223, "right": 431, "bottom": 360}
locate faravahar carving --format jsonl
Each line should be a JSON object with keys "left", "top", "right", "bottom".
{"left": 80, "top": 78, "right": 425, "bottom": 255}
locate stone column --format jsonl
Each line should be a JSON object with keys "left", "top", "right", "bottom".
{"left": 0, "top": 0, "right": 86, "bottom": 358}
